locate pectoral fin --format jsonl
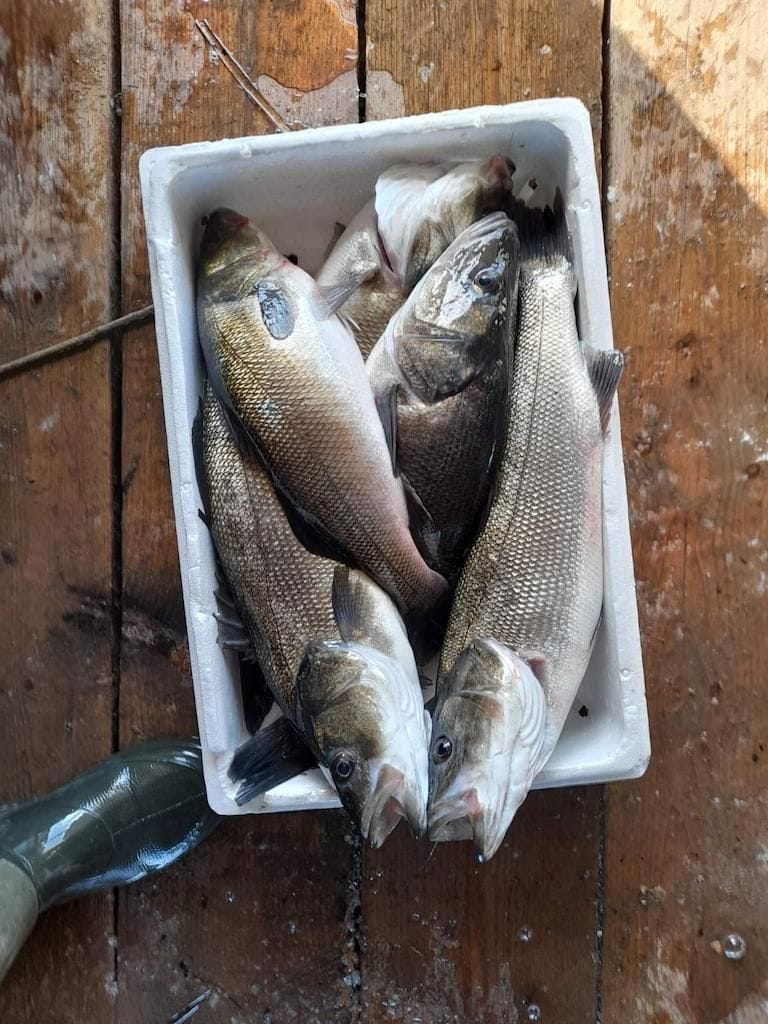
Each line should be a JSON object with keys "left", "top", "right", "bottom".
{"left": 331, "top": 565, "right": 410, "bottom": 662}
{"left": 311, "top": 272, "right": 372, "bottom": 320}
{"left": 401, "top": 473, "right": 441, "bottom": 567}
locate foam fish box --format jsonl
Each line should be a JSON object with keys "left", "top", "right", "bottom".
{"left": 140, "top": 99, "right": 650, "bottom": 816}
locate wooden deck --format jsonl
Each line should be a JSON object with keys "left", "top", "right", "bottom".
{"left": 1, "top": 1, "right": 766, "bottom": 1020}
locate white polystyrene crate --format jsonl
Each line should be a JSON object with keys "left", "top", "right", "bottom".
{"left": 139, "top": 99, "right": 650, "bottom": 816}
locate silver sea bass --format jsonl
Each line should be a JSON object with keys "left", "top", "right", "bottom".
{"left": 428, "top": 195, "right": 624, "bottom": 862}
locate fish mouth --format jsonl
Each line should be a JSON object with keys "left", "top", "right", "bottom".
{"left": 486, "top": 154, "right": 515, "bottom": 184}
{"left": 428, "top": 786, "right": 510, "bottom": 863}
{"left": 362, "top": 764, "right": 427, "bottom": 848}
{"left": 428, "top": 787, "right": 482, "bottom": 845}
{"left": 202, "top": 207, "right": 253, "bottom": 245}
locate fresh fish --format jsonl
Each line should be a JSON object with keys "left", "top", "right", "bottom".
{"left": 315, "top": 156, "right": 513, "bottom": 358}
{"left": 294, "top": 568, "right": 431, "bottom": 847}
{"left": 314, "top": 199, "right": 402, "bottom": 360}
{"left": 197, "top": 208, "right": 446, "bottom": 616}
{"left": 367, "top": 211, "right": 520, "bottom": 579}
{"left": 428, "top": 196, "right": 624, "bottom": 861}
{"left": 197, "top": 385, "right": 430, "bottom": 845}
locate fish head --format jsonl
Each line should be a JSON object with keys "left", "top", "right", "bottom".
{"left": 295, "top": 641, "right": 431, "bottom": 846}
{"left": 428, "top": 639, "right": 547, "bottom": 863}
{"left": 428, "top": 155, "right": 516, "bottom": 244}
{"left": 376, "top": 156, "right": 514, "bottom": 290}
{"left": 198, "top": 208, "right": 285, "bottom": 281}
{"left": 197, "top": 209, "right": 304, "bottom": 343}
{"left": 395, "top": 211, "right": 520, "bottom": 402}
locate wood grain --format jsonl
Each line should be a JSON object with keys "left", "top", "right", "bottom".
{"left": 361, "top": 3, "right": 606, "bottom": 1021}
{"left": 2, "top": 1, "right": 765, "bottom": 1018}
{"left": 361, "top": 790, "right": 601, "bottom": 1024}
{"left": 117, "top": 2, "right": 359, "bottom": 1019}
{"left": 602, "top": 2, "right": 768, "bottom": 1021}
{"left": 0, "top": 3, "right": 117, "bottom": 1021}
{"left": 366, "top": 0, "right": 604, "bottom": 145}
{"left": 116, "top": 814, "right": 358, "bottom": 1024}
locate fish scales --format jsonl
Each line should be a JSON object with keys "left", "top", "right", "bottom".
{"left": 366, "top": 211, "right": 519, "bottom": 580}
{"left": 317, "top": 157, "right": 514, "bottom": 361}
{"left": 440, "top": 254, "right": 604, "bottom": 745}
{"left": 196, "top": 212, "right": 446, "bottom": 616}
{"left": 201, "top": 384, "right": 338, "bottom": 716}
{"left": 201, "top": 384, "right": 431, "bottom": 842}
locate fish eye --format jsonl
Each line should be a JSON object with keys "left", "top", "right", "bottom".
{"left": 472, "top": 266, "right": 502, "bottom": 293}
{"left": 433, "top": 736, "right": 453, "bottom": 763}
{"left": 331, "top": 751, "right": 356, "bottom": 782}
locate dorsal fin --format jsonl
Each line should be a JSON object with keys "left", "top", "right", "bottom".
{"left": 331, "top": 565, "right": 409, "bottom": 663}
{"left": 586, "top": 346, "right": 624, "bottom": 434}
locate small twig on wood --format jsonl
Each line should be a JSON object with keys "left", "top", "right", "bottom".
{"left": 194, "top": 19, "right": 290, "bottom": 133}
{"left": 0, "top": 305, "right": 155, "bottom": 382}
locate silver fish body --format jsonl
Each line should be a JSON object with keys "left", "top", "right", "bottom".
{"left": 429, "top": 200, "right": 623, "bottom": 860}
{"left": 316, "top": 158, "right": 513, "bottom": 359}
{"left": 367, "top": 212, "right": 520, "bottom": 578}
{"left": 197, "top": 209, "right": 446, "bottom": 616}
{"left": 199, "top": 385, "right": 430, "bottom": 844}
{"left": 200, "top": 383, "right": 336, "bottom": 716}
{"left": 315, "top": 201, "right": 405, "bottom": 360}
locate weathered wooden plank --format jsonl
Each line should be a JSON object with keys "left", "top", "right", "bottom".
{"left": 361, "top": 790, "right": 601, "bottom": 1024}
{"left": 117, "top": 3, "right": 359, "bottom": 1019}
{"left": 116, "top": 814, "right": 358, "bottom": 1024}
{"left": 366, "top": 0, "right": 603, "bottom": 144}
{"left": 603, "top": 2, "right": 768, "bottom": 1020}
{"left": 361, "top": 3, "right": 606, "bottom": 1021}
{"left": 0, "top": 4, "right": 117, "bottom": 1021}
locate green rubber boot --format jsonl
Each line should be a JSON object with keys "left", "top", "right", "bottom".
{"left": 0, "top": 739, "right": 220, "bottom": 982}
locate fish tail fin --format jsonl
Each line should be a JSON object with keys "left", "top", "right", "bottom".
{"left": 228, "top": 718, "right": 315, "bottom": 806}
{"left": 506, "top": 188, "right": 572, "bottom": 265}
{"left": 406, "top": 559, "right": 450, "bottom": 618}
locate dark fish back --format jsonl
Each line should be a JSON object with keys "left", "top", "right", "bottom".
{"left": 397, "top": 357, "right": 506, "bottom": 579}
